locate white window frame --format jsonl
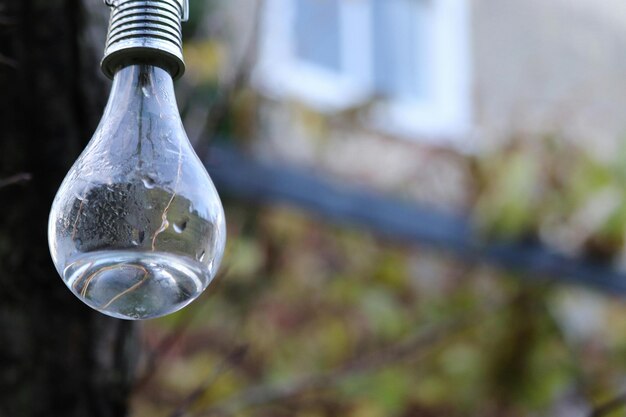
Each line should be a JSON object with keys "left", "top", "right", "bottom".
{"left": 253, "top": 0, "right": 472, "bottom": 145}
{"left": 254, "top": 0, "right": 373, "bottom": 112}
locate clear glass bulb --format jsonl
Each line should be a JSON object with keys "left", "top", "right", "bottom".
{"left": 48, "top": 64, "right": 226, "bottom": 320}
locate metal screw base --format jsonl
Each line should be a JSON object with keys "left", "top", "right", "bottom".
{"left": 101, "top": 0, "right": 187, "bottom": 80}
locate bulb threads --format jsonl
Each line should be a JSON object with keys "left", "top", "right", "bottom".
{"left": 102, "top": 0, "right": 186, "bottom": 80}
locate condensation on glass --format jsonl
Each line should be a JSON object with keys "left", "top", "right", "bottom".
{"left": 48, "top": 64, "right": 226, "bottom": 320}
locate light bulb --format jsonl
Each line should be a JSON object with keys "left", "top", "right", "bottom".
{"left": 48, "top": 0, "right": 225, "bottom": 320}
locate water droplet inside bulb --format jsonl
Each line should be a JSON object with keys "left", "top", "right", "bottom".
{"left": 142, "top": 86, "right": 151, "bottom": 98}
{"left": 197, "top": 250, "right": 206, "bottom": 262}
{"left": 142, "top": 177, "right": 156, "bottom": 189}
{"left": 173, "top": 218, "right": 188, "bottom": 234}
{"left": 131, "top": 229, "right": 145, "bottom": 246}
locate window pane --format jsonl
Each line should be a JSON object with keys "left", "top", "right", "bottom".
{"left": 295, "top": 0, "right": 341, "bottom": 72}
{"left": 373, "top": 0, "right": 428, "bottom": 100}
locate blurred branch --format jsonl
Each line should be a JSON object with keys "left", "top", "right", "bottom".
{"left": 0, "top": 16, "right": 16, "bottom": 25}
{"left": 134, "top": 267, "right": 230, "bottom": 391}
{"left": 133, "top": 314, "right": 195, "bottom": 392}
{"left": 589, "top": 394, "right": 626, "bottom": 417}
{"left": 0, "top": 53, "right": 17, "bottom": 68}
{"left": 169, "top": 345, "right": 249, "bottom": 417}
{"left": 188, "top": 0, "right": 265, "bottom": 150}
{"left": 0, "top": 10, "right": 18, "bottom": 68}
{"left": 0, "top": 173, "right": 32, "bottom": 188}
{"left": 194, "top": 306, "right": 500, "bottom": 417}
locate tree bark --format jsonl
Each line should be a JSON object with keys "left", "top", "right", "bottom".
{"left": 0, "top": 1, "right": 138, "bottom": 416}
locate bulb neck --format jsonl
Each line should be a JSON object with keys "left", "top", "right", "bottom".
{"left": 103, "top": 65, "right": 180, "bottom": 122}
{"left": 101, "top": 0, "right": 186, "bottom": 80}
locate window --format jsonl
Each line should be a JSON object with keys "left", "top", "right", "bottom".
{"left": 255, "top": 0, "right": 372, "bottom": 110}
{"left": 294, "top": 0, "right": 341, "bottom": 72}
{"left": 373, "top": 0, "right": 430, "bottom": 101}
{"left": 254, "top": 0, "right": 471, "bottom": 144}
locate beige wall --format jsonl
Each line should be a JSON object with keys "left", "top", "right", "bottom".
{"left": 474, "top": 0, "right": 626, "bottom": 159}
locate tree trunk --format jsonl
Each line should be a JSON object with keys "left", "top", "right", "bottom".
{"left": 0, "top": 1, "right": 138, "bottom": 416}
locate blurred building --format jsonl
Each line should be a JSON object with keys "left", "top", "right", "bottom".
{"left": 221, "top": 0, "right": 626, "bottom": 210}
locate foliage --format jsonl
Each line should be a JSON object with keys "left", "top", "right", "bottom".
{"left": 473, "top": 135, "right": 626, "bottom": 263}
{"left": 129, "top": 205, "right": 626, "bottom": 417}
